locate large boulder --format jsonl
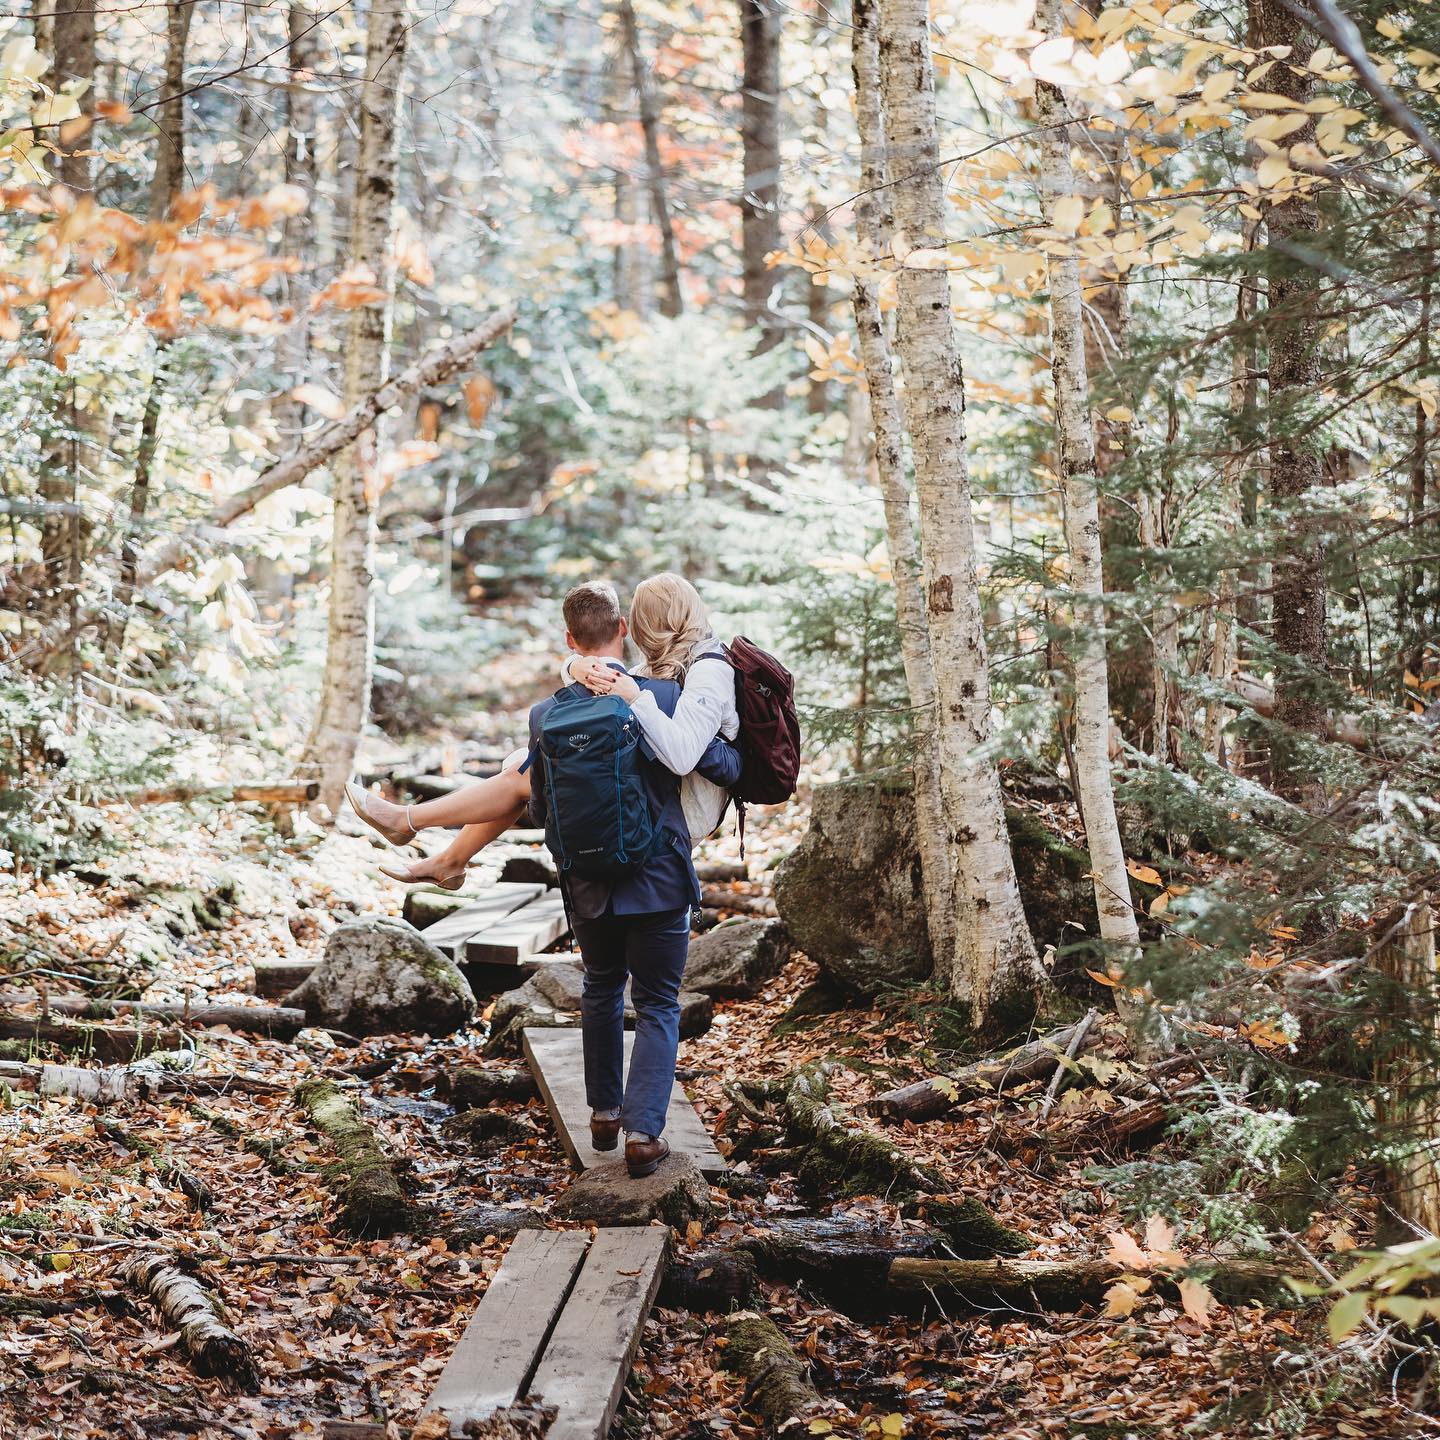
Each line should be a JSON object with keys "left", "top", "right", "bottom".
{"left": 286, "top": 917, "right": 476, "bottom": 1036}
{"left": 684, "top": 918, "right": 792, "bottom": 999}
{"left": 773, "top": 777, "right": 1095, "bottom": 995}
{"left": 485, "top": 960, "right": 713, "bottom": 1054}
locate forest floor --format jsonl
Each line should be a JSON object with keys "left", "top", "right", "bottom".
{"left": 0, "top": 711, "right": 1432, "bottom": 1438}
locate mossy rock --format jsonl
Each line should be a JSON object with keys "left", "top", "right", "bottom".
{"left": 286, "top": 917, "right": 477, "bottom": 1037}
{"left": 773, "top": 776, "right": 1099, "bottom": 997}
{"left": 552, "top": 1152, "right": 708, "bottom": 1229}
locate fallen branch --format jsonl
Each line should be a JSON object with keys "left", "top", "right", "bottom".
{"left": 96, "top": 1118, "right": 213, "bottom": 1209}
{"left": 1039, "top": 1007, "right": 1098, "bottom": 1121}
{"left": 295, "top": 1079, "right": 414, "bottom": 1236}
{"left": 883, "top": 1253, "right": 1296, "bottom": 1312}
{"left": 868, "top": 1020, "right": 1101, "bottom": 1124}
{"left": 0, "top": 993, "right": 305, "bottom": 1039}
{"left": 719, "top": 1311, "right": 827, "bottom": 1435}
{"left": 135, "top": 305, "right": 520, "bottom": 590}
{"left": 699, "top": 886, "right": 776, "bottom": 917}
{"left": 119, "top": 1252, "right": 259, "bottom": 1391}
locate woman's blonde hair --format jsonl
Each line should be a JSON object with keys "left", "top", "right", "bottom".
{"left": 629, "top": 572, "right": 711, "bottom": 681}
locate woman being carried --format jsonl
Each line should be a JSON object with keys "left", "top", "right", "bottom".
{"left": 345, "top": 574, "right": 737, "bottom": 886}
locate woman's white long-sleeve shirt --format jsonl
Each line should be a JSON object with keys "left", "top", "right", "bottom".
{"left": 628, "top": 636, "right": 739, "bottom": 770}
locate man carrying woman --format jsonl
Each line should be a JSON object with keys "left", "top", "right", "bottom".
{"left": 347, "top": 574, "right": 738, "bottom": 1178}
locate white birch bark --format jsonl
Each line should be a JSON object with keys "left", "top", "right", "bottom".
{"left": 849, "top": 0, "right": 956, "bottom": 987}
{"left": 306, "top": 0, "right": 407, "bottom": 812}
{"left": 876, "top": 0, "right": 1043, "bottom": 1027}
{"left": 1033, "top": 0, "right": 1143, "bottom": 982}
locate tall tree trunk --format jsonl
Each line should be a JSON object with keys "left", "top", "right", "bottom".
{"left": 618, "top": 0, "right": 683, "bottom": 318}
{"left": 148, "top": 1, "right": 195, "bottom": 218}
{"left": 876, "top": 0, "right": 1044, "bottom": 1028}
{"left": 1033, "top": 1, "right": 1141, "bottom": 992}
{"left": 273, "top": 0, "right": 321, "bottom": 447}
{"left": 52, "top": 0, "right": 95, "bottom": 194}
{"left": 848, "top": 0, "right": 956, "bottom": 985}
{"left": 306, "top": 0, "right": 407, "bottom": 813}
{"left": 1251, "top": 0, "right": 1327, "bottom": 801}
{"left": 1404, "top": 218, "right": 1435, "bottom": 682}
{"left": 739, "top": 0, "right": 783, "bottom": 351}
{"left": 115, "top": 0, "right": 196, "bottom": 653}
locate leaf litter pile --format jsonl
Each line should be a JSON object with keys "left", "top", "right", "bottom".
{"left": 0, "top": 797, "right": 1427, "bottom": 1440}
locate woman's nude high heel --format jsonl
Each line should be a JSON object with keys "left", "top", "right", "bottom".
{"left": 344, "top": 781, "right": 418, "bottom": 847}
{"left": 377, "top": 859, "right": 468, "bottom": 890}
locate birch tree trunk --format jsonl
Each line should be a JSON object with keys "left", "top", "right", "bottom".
{"left": 1033, "top": 14, "right": 1143, "bottom": 1000}
{"left": 619, "top": 0, "right": 683, "bottom": 319}
{"left": 848, "top": 0, "right": 956, "bottom": 986}
{"left": 876, "top": 0, "right": 1044, "bottom": 1027}
{"left": 306, "top": 0, "right": 407, "bottom": 812}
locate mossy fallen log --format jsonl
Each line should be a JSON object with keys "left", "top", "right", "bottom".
{"left": 720, "top": 1311, "right": 825, "bottom": 1435}
{"left": 119, "top": 1252, "right": 259, "bottom": 1391}
{"left": 867, "top": 1020, "right": 1102, "bottom": 1123}
{"left": 0, "top": 1014, "right": 187, "bottom": 1064}
{"left": 434, "top": 1064, "right": 538, "bottom": 1109}
{"left": 295, "top": 1079, "right": 414, "bottom": 1236}
{"left": 748, "top": 1062, "right": 945, "bottom": 1197}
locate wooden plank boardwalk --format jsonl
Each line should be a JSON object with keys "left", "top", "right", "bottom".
{"left": 416, "top": 1225, "right": 668, "bottom": 1440}
{"left": 523, "top": 1026, "right": 727, "bottom": 1180}
{"left": 255, "top": 884, "right": 569, "bottom": 999}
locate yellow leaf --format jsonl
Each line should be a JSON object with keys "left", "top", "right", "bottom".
{"left": 1144, "top": 1214, "right": 1181, "bottom": 1260}
{"left": 1328, "top": 1290, "right": 1369, "bottom": 1342}
{"left": 291, "top": 382, "right": 346, "bottom": 420}
{"left": 881, "top": 1416, "right": 905, "bottom": 1438}
{"left": 1052, "top": 194, "right": 1085, "bottom": 235}
{"left": 1103, "top": 1278, "right": 1148, "bottom": 1316}
{"left": 1179, "top": 1277, "right": 1214, "bottom": 1326}
{"left": 1126, "top": 859, "right": 1164, "bottom": 886}
{"left": 1107, "top": 1229, "right": 1151, "bottom": 1269}
{"left": 1085, "top": 968, "right": 1119, "bottom": 987}
{"left": 1105, "top": 404, "right": 1134, "bottom": 422}
{"left": 1376, "top": 15, "right": 1404, "bottom": 39}
{"left": 1257, "top": 154, "right": 1293, "bottom": 188}
{"left": 1149, "top": 891, "right": 1171, "bottom": 917}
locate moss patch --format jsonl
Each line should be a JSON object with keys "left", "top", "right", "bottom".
{"left": 295, "top": 1079, "right": 414, "bottom": 1236}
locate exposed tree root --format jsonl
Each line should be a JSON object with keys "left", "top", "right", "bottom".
{"left": 119, "top": 1253, "right": 259, "bottom": 1391}
{"left": 720, "top": 1311, "right": 825, "bottom": 1435}
{"left": 295, "top": 1079, "right": 414, "bottom": 1236}
{"left": 867, "top": 1020, "right": 1101, "bottom": 1123}
{"left": 435, "top": 1064, "right": 538, "bottom": 1109}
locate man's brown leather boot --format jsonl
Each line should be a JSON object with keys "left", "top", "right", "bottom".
{"left": 590, "top": 1115, "right": 622, "bottom": 1152}
{"left": 625, "top": 1134, "right": 670, "bottom": 1178}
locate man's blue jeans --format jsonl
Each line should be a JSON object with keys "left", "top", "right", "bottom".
{"left": 572, "top": 906, "right": 691, "bottom": 1139}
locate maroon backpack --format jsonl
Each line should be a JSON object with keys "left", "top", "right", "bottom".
{"left": 697, "top": 636, "right": 801, "bottom": 841}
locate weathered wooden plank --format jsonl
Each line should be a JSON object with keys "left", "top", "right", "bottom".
{"left": 522, "top": 1027, "right": 727, "bottom": 1179}
{"left": 421, "top": 1227, "right": 590, "bottom": 1436}
{"left": 464, "top": 892, "right": 570, "bottom": 965}
{"left": 423, "top": 884, "right": 549, "bottom": 961}
{"left": 526, "top": 1227, "right": 668, "bottom": 1440}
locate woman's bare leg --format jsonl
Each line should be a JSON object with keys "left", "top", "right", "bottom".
{"left": 351, "top": 764, "right": 531, "bottom": 839}
{"left": 378, "top": 802, "right": 529, "bottom": 884}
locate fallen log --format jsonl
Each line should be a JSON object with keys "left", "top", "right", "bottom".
{"left": 867, "top": 1020, "right": 1101, "bottom": 1124}
{"left": 95, "top": 1118, "right": 213, "bottom": 1209}
{"left": 755, "top": 1063, "right": 945, "bottom": 1196}
{"left": 699, "top": 886, "right": 776, "bottom": 917}
{"left": 883, "top": 1253, "right": 1296, "bottom": 1311}
{"left": 1230, "top": 673, "right": 1371, "bottom": 751}
{"left": 119, "top": 1252, "right": 259, "bottom": 1391}
{"left": 434, "top": 1064, "right": 538, "bottom": 1109}
{"left": 0, "top": 1014, "right": 187, "bottom": 1063}
{"left": 0, "top": 1291, "right": 123, "bottom": 1318}
{"left": 695, "top": 860, "right": 748, "bottom": 885}
{"left": 719, "top": 1311, "right": 826, "bottom": 1435}
{"left": 295, "top": 1079, "right": 414, "bottom": 1236}
{"left": 0, "top": 1059, "right": 285, "bottom": 1102}
{"left": 659, "top": 1249, "right": 759, "bottom": 1312}
{"left": 124, "top": 782, "right": 319, "bottom": 807}
{"left": 0, "top": 993, "right": 305, "bottom": 1039}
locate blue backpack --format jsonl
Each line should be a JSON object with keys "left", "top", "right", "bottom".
{"left": 536, "top": 688, "right": 659, "bottom": 880}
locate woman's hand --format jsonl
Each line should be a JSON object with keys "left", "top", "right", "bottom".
{"left": 574, "top": 658, "right": 640, "bottom": 703}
